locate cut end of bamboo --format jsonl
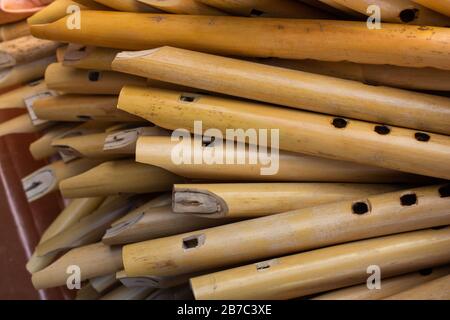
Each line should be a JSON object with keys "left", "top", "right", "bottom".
{"left": 115, "top": 48, "right": 161, "bottom": 61}
{"left": 102, "top": 212, "right": 145, "bottom": 245}
{"left": 172, "top": 187, "right": 228, "bottom": 218}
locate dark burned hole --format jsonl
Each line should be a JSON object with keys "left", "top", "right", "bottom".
{"left": 399, "top": 9, "right": 418, "bottom": 23}
{"left": 77, "top": 115, "right": 92, "bottom": 121}
{"left": 88, "top": 71, "right": 100, "bottom": 81}
{"left": 352, "top": 201, "right": 370, "bottom": 215}
{"left": 374, "top": 125, "right": 390, "bottom": 135}
{"left": 415, "top": 132, "right": 430, "bottom": 142}
{"left": 250, "top": 9, "right": 265, "bottom": 16}
{"left": 419, "top": 268, "right": 433, "bottom": 276}
{"left": 183, "top": 237, "right": 199, "bottom": 249}
{"left": 438, "top": 184, "right": 450, "bottom": 198}
{"left": 179, "top": 94, "right": 196, "bottom": 102}
{"left": 332, "top": 118, "right": 348, "bottom": 129}
{"left": 400, "top": 193, "right": 417, "bottom": 206}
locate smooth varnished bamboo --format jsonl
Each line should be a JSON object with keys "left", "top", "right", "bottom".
{"left": 122, "top": 184, "right": 450, "bottom": 277}
{"left": 63, "top": 45, "right": 119, "bottom": 70}
{"left": 102, "top": 205, "right": 237, "bottom": 246}
{"left": 113, "top": 49, "right": 450, "bottom": 134}
{"left": 122, "top": 88, "right": 450, "bottom": 179}
{"left": 411, "top": 0, "right": 450, "bottom": 17}
{"left": 385, "top": 274, "right": 450, "bottom": 300}
{"left": 190, "top": 228, "right": 450, "bottom": 300}
{"left": 45, "top": 63, "right": 147, "bottom": 95}
{"left": 0, "top": 21, "right": 30, "bottom": 41}
{"left": 135, "top": 136, "right": 423, "bottom": 183}
{"left": 59, "top": 159, "right": 183, "bottom": 198}
{"left": 0, "top": 35, "right": 59, "bottom": 69}
{"left": 30, "top": 11, "right": 450, "bottom": 69}
{"left": 197, "top": 0, "right": 330, "bottom": 18}
{"left": 137, "top": 0, "right": 226, "bottom": 15}
{"left": 100, "top": 285, "right": 155, "bottom": 300}
{"left": 0, "top": 79, "right": 48, "bottom": 109}
{"left": 26, "top": 197, "right": 105, "bottom": 273}
{"left": 32, "top": 242, "right": 123, "bottom": 289}
{"left": 35, "top": 195, "right": 143, "bottom": 257}
{"left": 29, "top": 124, "right": 77, "bottom": 160}
{"left": 22, "top": 159, "right": 100, "bottom": 202}
{"left": 32, "top": 95, "right": 143, "bottom": 122}
{"left": 332, "top": 0, "right": 450, "bottom": 25}
{"left": 0, "top": 113, "right": 48, "bottom": 137}
{"left": 313, "top": 265, "right": 450, "bottom": 300}
{"left": 173, "top": 183, "right": 403, "bottom": 218}
{"left": 0, "top": 55, "right": 55, "bottom": 90}
{"left": 94, "top": 0, "right": 161, "bottom": 12}
{"left": 262, "top": 59, "right": 450, "bottom": 92}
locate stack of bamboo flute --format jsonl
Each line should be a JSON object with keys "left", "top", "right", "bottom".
{"left": 1, "top": 0, "right": 449, "bottom": 300}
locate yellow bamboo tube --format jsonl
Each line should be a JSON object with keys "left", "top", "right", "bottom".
{"left": 32, "top": 242, "right": 123, "bottom": 289}
{"left": 0, "top": 113, "right": 49, "bottom": 137}
{"left": 29, "top": 123, "right": 77, "bottom": 160}
{"left": 0, "top": 21, "right": 30, "bottom": 42}
{"left": 332, "top": 0, "right": 450, "bottom": 25}
{"left": 0, "top": 55, "right": 55, "bottom": 91}
{"left": 0, "top": 36, "right": 59, "bottom": 69}
{"left": 35, "top": 195, "right": 143, "bottom": 257}
{"left": 28, "top": 0, "right": 110, "bottom": 25}
{"left": 385, "top": 274, "right": 450, "bottom": 300}
{"left": 102, "top": 205, "right": 237, "bottom": 246}
{"left": 59, "top": 159, "right": 183, "bottom": 198}
{"left": 122, "top": 184, "right": 450, "bottom": 277}
{"left": 262, "top": 59, "right": 450, "bottom": 92}
{"left": 76, "top": 283, "right": 102, "bottom": 300}
{"left": 26, "top": 197, "right": 105, "bottom": 273}
{"left": 137, "top": 0, "right": 226, "bottom": 15}
{"left": 100, "top": 285, "right": 155, "bottom": 300}
{"left": 32, "top": 95, "right": 143, "bottom": 122}
{"left": 90, "top": 274, "right": 118, "bottom": 293}
{"left": 121, "top": 87, "right": 450, "bottom": 179}
{"left": 0, "top": 79, "right": 48, "bottom": 109}
{"left": 173, "top": 183, "right": 404, "bottom": 218}
{"left": 196, "top": 0, "right": 330, "bottom": 18}
{"left": 313, "top": 265, "right": 450, "bottom": 300}
{"left": 63, "top": 45, "right": 119, "bottom": 71}
{"left": 135, "top": 136, "right": 423, "bottom": 183}
{"left": 411, "top": 0, "right": 450, "bottom": 17}
{"left": 21, "top": 159, "right": 101, "bottom": 202}
{"left": 190, "top": 227, "right": 450, "bottom": 300}
{"left": 45, "top": 63, "right": 147, "bottom": 95}
{"left": 94, "top": 0, "right": 161, "bottom": 12}
{"left": 113, "top": 48, "right": 450, "bottom": 134}
{"left": 30, "top": 11, "right": 450, "bottom": 69}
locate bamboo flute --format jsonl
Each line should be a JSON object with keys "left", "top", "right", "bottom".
{"left": 172, "top": 183, "right": 404, "bottom": 218}
{"left": 113, "top": 48, "right": 450, "bottom": 134}
{"left": 122, "top": 184, "right": 450, "bottom": 277}
{"left": 122, "top": 88, "right": 450, "bottom": 180}
{"left": 0, "top": 55, "right": 55, "bottom": 90}
{"left": 102, "top": 205, "right": 238, "bottom": 246}
{"left": 134, "top": 136, "right": 425, "bottom": 183}
{"left": 190, "top": 228, "right": 450, "bottom": 300}
{"left": 331, "top": 0, "right": 450, "bottom": 25}
{"left": 0, "top": 35, "right": 59, "bottom": 69}
{"left": 59, "top": 159, "right": 184, "bottom": 198}
{"left": 0, "top": 113, "right": 49, "bottom": 137}
{"left": 32, "top": 95, "right": 143, "bottom": 122}
{"left": 137, "top": 0, "right": 227, "bottom": 15}
{"left": 30, "top": 11, "right": 450, "bottom": 69}
{"left": 100, "top": 285, "right": 155, "bottom": 300}
{"left": 63, "top": 45, "right": 119, "bottom": 71}
{"left": 32, "top": 242, "right": 123, "bottom": 289}
{"left": 93, "top": 0, "right": 162, "bottom": 12}
{"left": 312, "top": 265, "right": 450, "bottom": 300}
{"left": 0, "top": 21, "right": 30, "bottom": 41}
{"left": 22, "top": 158, "right": 101, "bottom": 202}
{"left": 90, "top": 274, "right": 118, "bottom": 293}
{"left": 0, "top": 79, "right": 48, "bottom": 109}
{"left": 192, "top": 0, "right": 331, "bottom": 18}
{"left": 26, "top": 197, "right": 105, "bottom": 273}
{"left": 45, "top": 63, "right": 147, "bottom": 95}
{"left": 35, "top": 195, "right": 144, "bottom": 257}
{"left": 261, "top": 59, "right": 450, "bottom": 92}
{"left": 411, "top": 0, "right": 450, "bottom": 17}
{"left": 384, "top": 274, "right": 450, "bottom": 300}
{"left": 29, "top": 123, "right": 77, "bottom": 160}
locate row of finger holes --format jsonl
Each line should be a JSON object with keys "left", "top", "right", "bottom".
{"left": 332, "top": 118, "right": 431, "bottom": 142}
